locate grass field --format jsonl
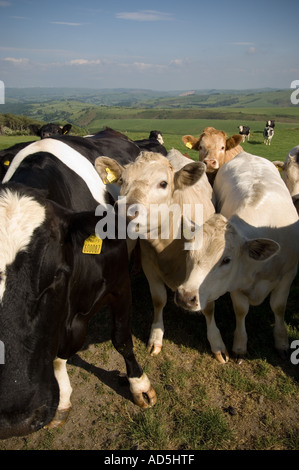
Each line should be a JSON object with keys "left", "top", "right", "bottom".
{"left": 0, "top": 112, "right": 298, "bottom": 451}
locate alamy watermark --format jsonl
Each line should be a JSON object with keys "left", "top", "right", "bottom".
{"left": 290, "top": 340, "right": 299, "bottom": 365}
{"left": 94, "top": 198, "right": 204, "bottom": 250}
{"left": 0, "top": 81, "right": 4, "bottom": 104}
{"left": 0, "top": 340, "right": 4, "bottom": 364}
{"left": 290, "top": 80, "right": 299, "bottom": 105}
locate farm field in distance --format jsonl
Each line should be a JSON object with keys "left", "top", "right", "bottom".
{"left": 0, "top": 97, "right": 298, "bottom": 451}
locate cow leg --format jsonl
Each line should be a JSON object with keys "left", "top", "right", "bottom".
{"left": 109, "top": 285, "right": 157, "bottom": 408}
{"left": 202, "top": 301, "right": 229, "bottom": 363}
{"left": 44, "top": 358, "right": 72, "bottom": 429}
{"left": 269, "top": 269, "right": 296, "bottom": 357}
{"left": 230, "top": 290, "right": 250, "bottom": 364}
{"left": 141, "top": 261, "right": 167, "bottom": 356}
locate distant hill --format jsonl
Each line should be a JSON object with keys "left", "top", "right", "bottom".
{"left": 0, "top": 87, "right": 298, "bottom": 135}
{"left": 3, "top": 87, "right": 295, "bottom": 109}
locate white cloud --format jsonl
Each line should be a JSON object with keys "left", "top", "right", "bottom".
{"left": 247, "top": 46, "right": 257, "bottom": 54}
{"left": 116, "top": 10, "right": 174, "bottom": 21}
{"left": 68, "top": 59, "right": 101, "bottom": 65}
{"left": 3, "top": 57, "right": 29, "bottom": 64}
{"left": 50, "top": 21, "right": 83, "bottom": 26}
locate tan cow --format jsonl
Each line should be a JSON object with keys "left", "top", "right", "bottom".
{"left": 95, "top": 150, "right": 215, "bottom": 356}
{"left": 175, "top": 152, "right": 299, "bottom": 362}
{"left": 182, "top": 127, "right": 243, "bottom": 185}
{"left": 273, "top": 146, "right": 299, "bottom": 214}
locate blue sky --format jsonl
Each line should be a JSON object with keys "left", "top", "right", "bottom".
{"left": 0, "top": 0, "right": 298, "bottom": 90}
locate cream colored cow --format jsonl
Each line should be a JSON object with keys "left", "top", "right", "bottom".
{"left": 95, "top": 150, "right": 215, "bottom": 357}
{"left": 273, "top": 146, "right": 299, "bottom": 214}
{"left": 175, "top": 152, "right": 299, "bottom": 362}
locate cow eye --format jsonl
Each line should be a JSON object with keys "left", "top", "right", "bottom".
{"left": 220, "top": 256, "right": 231, "bottom": 266}
{"left": 160, "top": 181, "right": 168, "bottom": 189}
{"left": 221, "top": 146, "right": 225, "bottom": 150}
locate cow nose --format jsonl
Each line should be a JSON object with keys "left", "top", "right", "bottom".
{"left": 174, "top": 290, "right": 200, "bottom": 311}
{"left": 203, "top": 158, "right": 218, "bottom": 170}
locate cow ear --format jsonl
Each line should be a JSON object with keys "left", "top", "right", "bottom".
{"left": 28, "top": 124, "right": 41, "bottom": 136}
{"left": 95, "top": 156, "right": 124, "bottom": 185}
{"left": 226, "top": 134, "right": 243, "bottom": 150}
{"left": 244, "top": 238, "right": 280, "bottom": 261}
{"left": 62, "top": 124, "right": 72, "bottom": 135}
{"left": 182, "top": 135, "right": 200, "bottom": 151}
{"left": 272, "top": 160, "right": 285, "bottom": 172}
{"left": 174, "top": 162, "right": 206, "bottom": 190}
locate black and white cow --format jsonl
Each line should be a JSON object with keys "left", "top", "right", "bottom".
{"left": 29, "top": 123, "right": 72, "bottom": 139}
{"left": 266, "top": 120, "right": 275, "bottom": 129}
{"left": 0, "top": 136, "right": 156, "bottom": 440}
{"left": 0, "top": 141, "right": 36, "bottom": 181}
{"left": 264, "top": 126, "right": 274, "bottom": 145}
{"left": 134, "top": 130, "right": 167, "bottom": 155}
{"left": 238, "top": 125, "right": 250, "bottom": 142}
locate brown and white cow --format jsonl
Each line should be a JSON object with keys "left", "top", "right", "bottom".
{"left": 273, "top": 146, "right": 299, "bottom": 214}
{"left": 175, "top": 152, "right": 299, "bottom": 362}
{"left": 182, "top": 127, "right": 243, "bottom": 185}
{"left": 95, "top": 150, "right": 215, "bottom": 357}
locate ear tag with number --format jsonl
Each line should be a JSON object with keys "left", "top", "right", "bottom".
{"left": 82, "top": 235, "right": 103, "bottom": 254}
{"left": 185, "top": 142, "right": 193, "bottom": 149}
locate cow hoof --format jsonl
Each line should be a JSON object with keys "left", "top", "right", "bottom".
{"left": 214, "top": 351, "right": 229, "bottom": 364}
{"left": 132, "top": 386, "right": 157, "bottom": 409}
{"left": 147, "top": 343, "right": 162, "bottom": 356}
{"left": 44, "top": 408, "right": 71, "bottom": 429}
{"left": 232, "top": 352, "right": 246, "bottom": 364}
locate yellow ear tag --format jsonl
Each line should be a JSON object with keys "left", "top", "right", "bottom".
{"left": 3, "top": 160, "right": 10, "bottom": 166}
{"left": 82, "top": 235, "right": 102, "bottom": 255}
{"left": 105, "top": 167, "right": 117, "bottom": 184}
{"left": 185, "top": 142, "right": 193, "bottom": 149}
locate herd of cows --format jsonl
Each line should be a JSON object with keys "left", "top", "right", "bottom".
{"left": 0, "top": 121, "right": 298, "bottom": 440}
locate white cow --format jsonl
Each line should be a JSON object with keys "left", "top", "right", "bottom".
{"left": 175, "top": 152, "right": 299, "bottom": 361}
{"left": 273, "top": 145, "right": 299, "bottom": 214}
{"left": 95, "top": 150, "right": 215, "bottom": 357}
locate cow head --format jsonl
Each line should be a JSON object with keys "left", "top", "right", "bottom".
{"left": 0, "top": 183, "right": 101, "bottom": 438}
{"left": 182, "top": 127, "right": 243, "bottom": 171}
{"left": 174, "top": 214, "right": 280, "bottom": 312}
{"left": 29, "top": 123, "right": 72, "bottom": 139}
{"left": 95, "top": 151, "right": 206, "bottom": 241}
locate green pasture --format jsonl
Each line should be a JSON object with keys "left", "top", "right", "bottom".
{"left": 86, "top": 118, "right": 299, "bottom": 161}
{"left": 0, "top": 111, "right": 298, "bottom": 451}
{"left": 2, "top": 113, "right": 296, "bottom": 162}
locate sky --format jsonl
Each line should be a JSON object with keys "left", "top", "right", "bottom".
{"left": 0, "top": 0, "right": 299, "bottom": 91}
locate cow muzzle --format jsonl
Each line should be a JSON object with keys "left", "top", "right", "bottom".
{"left": 174, "top": 288, "right": 200, "bottom": 312}
{"left": 203, "top": 158, "right": 219, "bottom": 171}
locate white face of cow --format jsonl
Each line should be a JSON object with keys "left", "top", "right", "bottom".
{"left": 0, "top": 190, "right": 45, "bottom": 302}
{"left": 175, "top": 214, "right": 280, "bottom": 312}
{"left": 95, "top": 152, "right": 206, "bottom": 241}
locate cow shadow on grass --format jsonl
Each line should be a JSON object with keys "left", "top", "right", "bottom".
{"left": 68, "top": 354, "right": 133, "bottom": 404}
{"left": 129, "top": 268, "right": 299, "bottom": 383}
{"left": 69, "top": 264, "right": 299, "bottom": 401}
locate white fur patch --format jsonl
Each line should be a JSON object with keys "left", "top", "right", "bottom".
{"left": 129, "top": 373, "right": 151, "bottom": 394}
{"left": 3, "top": 139, "right": 107, "bottom": 206}
{"left": 0, "top": 190, "right": 45, "bottom": 301}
